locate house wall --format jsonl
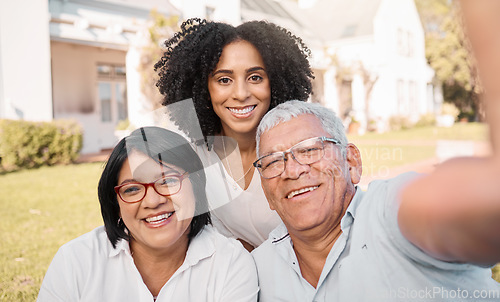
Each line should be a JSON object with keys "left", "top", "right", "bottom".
{"left": 0, "top": 0, "right": 53, "bottom": 121}
{"left": 323, "top": 0, "right": 432, "bottom": 132}
{"left": 51, "top": 41, "right": 126, "bottom": 153}
{"left": 371, "top": 0, "right": 430, "bottom": 123}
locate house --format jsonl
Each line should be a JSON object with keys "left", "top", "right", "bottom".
{"left": 249, "top": 0, "right": 439, "bottom": 133}
{"left": 0, "top": 0, "right": 238, "bottom": 154}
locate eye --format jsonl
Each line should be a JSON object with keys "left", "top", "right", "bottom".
{"left": 158, "top": 176, "right": 180, "bottom": 187}
{"left": 217, "top": 77, "right": 232, "bottom": 85}
{"left": 121, "top": 184, "right": 143, "bottom": 196}
{"left": 249, "top": 75, "right": 263, "bottom": 83}
{"left": 261, "top": 155, "right": 283, "bottom": 169}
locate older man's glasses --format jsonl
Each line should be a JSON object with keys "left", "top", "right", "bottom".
{"left": 253, "top": 136, "right": 341, "bottom": 179}
{"left": 114, "top": 172, "right": 189, "bottom": 203}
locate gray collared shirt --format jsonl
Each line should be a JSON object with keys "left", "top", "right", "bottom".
{"left": 252, "top": 172, "right": 500, "bottom": 302}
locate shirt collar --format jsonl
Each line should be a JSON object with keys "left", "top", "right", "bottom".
{"left": 108, "top": 226, "right": 216, "bottom": 265}
{"left": 109, "top": 237, "right": 132, "bottom": 258}
{"left": 340, "top": 186, "right": 364, "bottom": 230}
{"left": 183, "top": 226, "right": 216, "bottom": 266}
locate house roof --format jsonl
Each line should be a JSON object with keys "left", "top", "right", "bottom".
{"left": 78, "top": 0, "right": 179, "bottom": 16}
{"left": 240, "top": 0, "right": 320, "bottom": 47}
{"left": 51, "top": 0, "right": 179, "bottom": 21}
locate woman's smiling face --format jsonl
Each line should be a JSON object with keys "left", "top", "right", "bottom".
{"left": 117, "top": 150, "right": 195, "bottom": 253}
{"left": 208, "top": 40, "right": 271, "bottom": 136}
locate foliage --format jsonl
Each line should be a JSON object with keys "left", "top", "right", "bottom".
{"left": 440, "top": 102, "right": 460, "bottom": 118}
{"left": 388, "top": 115, "right": 413, "bottom": 131}
{"left": 415, "top": 0, "right": 481, "bottom": 120}
{"left": 115, "top": 118, "right": 131, "bottom": 131}
{"left": 0, "top": 119, "right": 83, "bottom": 171}
{"left": 415, "top": 113, "right": 436, "bottom": 127}
{"left": 493, "top": 265, "right": 500, "bottom": 283}
{"left": 138, "top": 10, "right": 179, "bottom": 109}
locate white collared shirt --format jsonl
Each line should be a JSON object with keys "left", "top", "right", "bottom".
{"left": 38, "top": 225, "right": 258, "bottom": 302}
{"left": 252, "top": 173, "right": 500, "bottom": 302}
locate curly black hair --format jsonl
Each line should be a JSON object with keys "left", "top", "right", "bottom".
{"left": 155, "top": 18, "right": 314, "bottom": 148}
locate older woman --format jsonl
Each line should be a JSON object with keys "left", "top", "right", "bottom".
{"left": 37, "top": 127, "right": 258, "bottom": 302}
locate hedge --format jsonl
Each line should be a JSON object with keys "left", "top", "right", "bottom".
{"left": 0, "top": 119, "right": 83, "bottom": 170}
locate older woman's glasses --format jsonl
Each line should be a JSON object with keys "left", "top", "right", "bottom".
{"left": 114, "top": 172, "right": 189, "bottom": 203}
{"left": 253, "top": 136, "right": 341, "bottom": 179}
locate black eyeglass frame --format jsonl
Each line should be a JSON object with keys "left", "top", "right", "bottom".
{"left": 253, "top": 136, "right": 341, "bottom": 179}
{"left": 114, "top": 171, "right": 189, "bottom": 203}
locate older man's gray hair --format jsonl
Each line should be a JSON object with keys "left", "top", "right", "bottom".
{"left": 256, "top": 100, "right": 348, "bottom": 157}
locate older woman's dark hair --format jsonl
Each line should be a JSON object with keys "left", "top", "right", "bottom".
{"left": 98, "top": 127, "right": 211, "bottom": 248}
{"left": 155, "top": 18, "right": 314, "bottom": 148}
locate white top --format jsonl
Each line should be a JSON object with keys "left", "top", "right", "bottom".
{"left": 38, "top": 225, "right": 258, "bottom": 302}
{"left": 195, "top": 144, "right": 282, "bottom": 248}
{"left": 252, "top": 173, "right": 500, "bottom": 302}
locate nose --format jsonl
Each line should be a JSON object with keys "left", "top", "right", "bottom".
{"left": 141, "top": 185, "right": 167, "bottom": 208}
{"left": 280, "top": 152, "right": 309, "bottom": 179}
{"left": 232, "top": 79, "right": 251, "bottom": 101}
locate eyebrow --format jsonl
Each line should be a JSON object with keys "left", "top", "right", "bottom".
{"left": 118, "top": 169, "right": 181, "bottom": 186}
{"left": 211, "top": 66, "right": 266, "bottom": 77}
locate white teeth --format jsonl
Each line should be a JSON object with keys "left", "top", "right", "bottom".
{"left": 287, "top": 186, "right": 319, "bottom": 199}
{"left": 145, "top": 212, "right": 173, "bottom": 224}
{"left": 228, "top": 106, "right": 255, "bottom": 115}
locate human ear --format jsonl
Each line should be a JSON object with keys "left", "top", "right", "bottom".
{"left": 346, "top": 143, "right": 362, "bottom": 184}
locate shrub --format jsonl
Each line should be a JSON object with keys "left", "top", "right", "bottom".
{"left": 415, "top": 114, "right": 436, "bottom": 127}
{"left": 0, "top": 119, "right": 83, "bottom": 170}
{"left": 389, "top": 115, "right": 413, "bottom": 131}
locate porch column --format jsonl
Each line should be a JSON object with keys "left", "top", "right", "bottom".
{"left": 351, "top": 73, "right": 366, "bottom": 134}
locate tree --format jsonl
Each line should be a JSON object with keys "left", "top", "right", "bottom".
{"left": 415, "top": 0, "right": 481, "bottom": 121}
{"left": 138, "top": 10, "right": 179, "bottom": 109}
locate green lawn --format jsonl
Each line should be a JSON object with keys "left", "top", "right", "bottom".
{"left": 348, "top": 123, "right": 488, "bottom": 176}
{"left": 0, "top": 163, "right": 103, "bottom": 301}
{"left": 0, "top": 123, "right": 497, "bottom": 301}
{"left": 348, "top": 122, "right": 488, "bottom": 142}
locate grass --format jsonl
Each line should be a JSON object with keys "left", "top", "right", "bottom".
{"left": 348, "top": 123, "right": 489, "bottom": 177}
{"left": 0, "top": 163, "right": 103, "bottom": 301}
{"left": 0, "top": 123, "right": 497, "bottom": 301}
{"left": 348, "top": 122, "right": 488, "bottom": 142}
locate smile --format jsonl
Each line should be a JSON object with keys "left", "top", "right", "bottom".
{"left": 144, "top": 212, "right": 174, "bottom": 225}
{"left": 287, "top": 186, "right": 319, "bottom": 199}
{"left": 227, "top": 105, "right": 256, "bottom": 116}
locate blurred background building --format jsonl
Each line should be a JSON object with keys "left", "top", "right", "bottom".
{"left": 0, "top": 0, "right": 441, "bottom": 154}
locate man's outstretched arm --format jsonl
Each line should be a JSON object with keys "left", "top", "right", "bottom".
{"left": 398, "top": 0, "right": 500, "bottom": 266}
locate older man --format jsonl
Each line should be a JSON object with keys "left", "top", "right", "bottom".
{"left": 252, "top": 4, "right": 500, "bottom": 299}
{"left": 251, "top": 99, "right": 500, "bottom": 301}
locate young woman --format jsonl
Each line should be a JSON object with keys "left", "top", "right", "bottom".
{"left": 37, "top": 127, "right": 258, "bottom": 301}
{"left": 155, "top": 18, "right": 314, "bottom": 250}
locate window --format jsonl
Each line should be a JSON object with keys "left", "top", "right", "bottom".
{"left": 96, "top": 63, "right": 128, "bottom": 123}
{"left": 116, "top": 82, "right": 127, "bottom": 121}
{"left": 97, "top": 64, "right": 126, "bottom": 79}
{"left": 397, "top": 29, "right": 414, "bottom": 57}
{"left": 99, "top": 83, "right": 112, "bottom": 122}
